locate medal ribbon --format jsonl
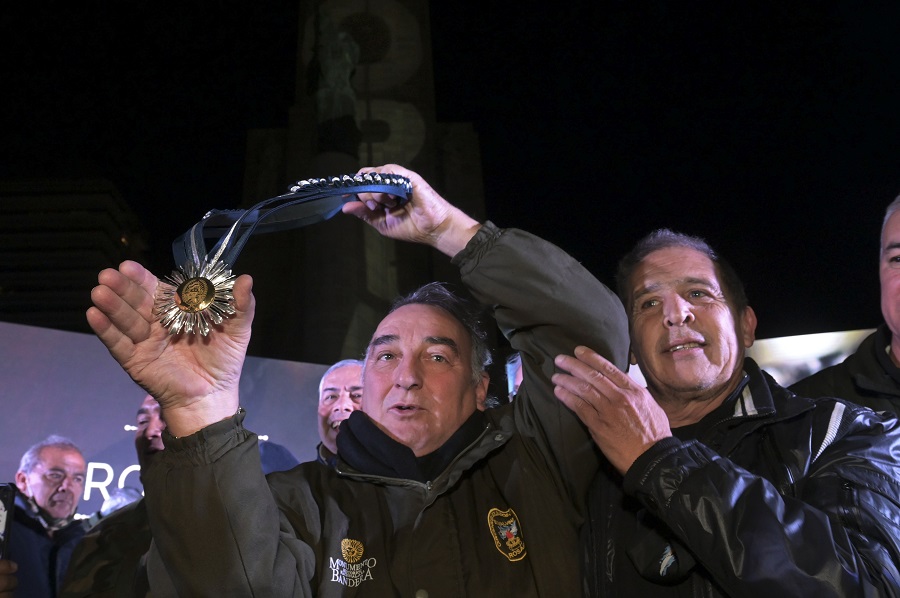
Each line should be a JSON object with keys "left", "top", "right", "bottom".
{"left": 173, "top": 173, "right": 412, "bottom": 271}
{"left": 155, "top": 172, "right": 412, "bottom": 335}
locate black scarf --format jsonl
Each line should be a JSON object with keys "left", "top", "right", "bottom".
{"left": 337, "top": 409, "right": 487, "bottom": 483}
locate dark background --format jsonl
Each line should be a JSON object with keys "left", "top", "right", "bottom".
{"left": 2, "top": 2, "right": 899, "bottom": 344}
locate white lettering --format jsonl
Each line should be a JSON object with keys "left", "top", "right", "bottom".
{"left": 84, "top": 462, "right": 113, "bottom": 501}
{"left": 328, "top": 556, "right": 377, "bottom": 588}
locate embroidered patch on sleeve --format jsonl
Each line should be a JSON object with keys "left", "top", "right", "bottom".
{"left": 487, "top": 507, "right": 527, "bottom": 561}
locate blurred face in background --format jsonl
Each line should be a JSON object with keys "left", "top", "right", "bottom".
{"left": 136, "top": 394, "right": 166, "bottom": 462}
{"left": 318, "top": 364, "right": 363, "bottom": 454}
{"left": 880, "top": 210, "right": 900, "bottom": 363}
{"left": 16, "top": 446, "right": 86, "bottom": 520}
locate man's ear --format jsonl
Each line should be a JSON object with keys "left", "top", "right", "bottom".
{"left": 15, "top": 470, "right": 28, "bottom": 494}
{"left": 739, "top": 306, "right": 758, "bottom": 348}
{"left": 475, "top": 371, "right": 490, "bottom": 411}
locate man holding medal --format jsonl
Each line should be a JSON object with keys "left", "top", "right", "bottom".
{"left": 86, "top": 164, "right": 629, "bottom": 596}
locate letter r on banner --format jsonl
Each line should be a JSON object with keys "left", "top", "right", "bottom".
{"left": 84, "top": 462, "right": 113, "bottom": 502}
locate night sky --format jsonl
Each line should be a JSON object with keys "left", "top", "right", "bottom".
{"left": 3, "top": 2, "right": 899, "bottom": 342}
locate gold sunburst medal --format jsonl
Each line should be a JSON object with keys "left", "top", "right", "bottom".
{"left": 154, "top": 259, "right": 237, "bottom": 336}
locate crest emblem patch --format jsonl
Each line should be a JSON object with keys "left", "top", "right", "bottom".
{"left": 487, "top": 507, "right": 527, "bottom": 561}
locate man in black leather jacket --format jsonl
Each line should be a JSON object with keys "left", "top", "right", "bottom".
{"left": 554, "top": 228, "right": 900, "bottom": 596}
{"left": 791, "top": 195, "right": 900, "bottom": 415}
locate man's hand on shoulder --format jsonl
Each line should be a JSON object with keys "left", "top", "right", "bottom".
{"left": 553, "top": 346, "right": 672, "bottom": 474}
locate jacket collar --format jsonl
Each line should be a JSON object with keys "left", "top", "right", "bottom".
{"left": 674, "top": 358, "right": 815, "bottom": 451}
{"left": 729, "top": 358, "right": 814, "bottom": 422}
{"left": 14, "top": 491, "right": 81, "bottom": 537}
{"left": 316, "top": 442, "right": 337, "bottom": 467}
{"left": 853, "top": 324, "right": 900, "bottom": 394}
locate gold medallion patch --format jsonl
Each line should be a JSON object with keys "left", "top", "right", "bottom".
{"left": 341, "top": 538, "right": 364, "bottom": 563}
{"left": 487, "top": 507, "right": 527, "bottom": 561}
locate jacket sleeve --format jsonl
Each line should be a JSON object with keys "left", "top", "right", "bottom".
{"left": 624, "top": 405, "right": 900, "bottom": 596}
{"left": 58, "top": 500, "right": 152, "bottom": 597}
{"left": 453, "top": 222, "right": 630, "bottom": 508}
{"left": 142, "top": 412, "right": 317, "bottom": 597}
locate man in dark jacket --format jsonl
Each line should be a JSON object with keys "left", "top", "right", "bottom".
{"left": 58, "top": 394, "right": 164, "bottom": 598}
{"left": 5, "top": 435, "right": 89, "bottom": 598}
{"left": 60, "top": 391, "right": 302, "bottom": 597}
{"left": 554, "top": 229, "right": 900, "bottom": 596}
{"left": 85, "top": 164, "right": 630, "bottom": 596}
{"left": 791, "top": 195, "right": 900, "bottom": 415}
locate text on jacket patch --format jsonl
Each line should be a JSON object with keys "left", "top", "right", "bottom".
{"left": 330, "top": 538, "right": 377, "bottom": 587}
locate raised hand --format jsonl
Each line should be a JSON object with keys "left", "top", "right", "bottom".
{"left": 86, "top": 260, "right": 254, "bottom": 435}
{"left": 342, "top": 164, "right": 482, "bottom": 258}
{"left": 553, "top": 346, "right": 672, "bottom": 474}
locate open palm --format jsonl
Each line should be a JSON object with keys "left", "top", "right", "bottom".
{"left": 87, "top": 260, "right": 252, "bottom": 420}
